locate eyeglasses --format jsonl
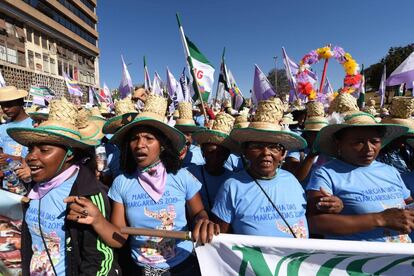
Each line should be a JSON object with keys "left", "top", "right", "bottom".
{"left": 246, "top": 142, "right": 285, "bottom": 153}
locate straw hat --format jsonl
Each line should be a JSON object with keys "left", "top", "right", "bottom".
{"left": 230, "top": 97, "right": 307, "bottom": 151}
{"left": 7, "top": 98, "right": 98, "bottom": 149}
{"left": 99, "top": 102, "right": 111, "bottom": 115}
{"left": 192, "top": 112, "right": 237, "bottom": 152}
{"left": 90, "top": 106, "right": 105, "bottom": 119}
{"left": 280, "top": 113, "right": 298, "bottom": 125}
{"left": 314, "top": 111, "right": 408, "bottom": 158}
{"left": 0, "top": 86, "right": 28, "bottom": 102}
{"left": 288, "top": 99, "right": 306, "bottom": 112}
{"left": 77, "top": 107, "right": 104, "bottom": 143}
{"left": 28, "top": 107, "right": 49, "bottom": 122}
{"left": 381, "top": 97, "right": 414, "bottom": 134}
{"left": 102, "top": 98, "right": 138, "bottom": 134}
{"left": 304, "top": 101, "right": 328, "bottom": 131}
{"left": 110, "top": 94, "right": 186, "bottom": 152}
{"left": 175, "top": 101, "right": 203, "bottom": 133}
{"left": 327, "top": 93, "right": 359, "bottom": 115}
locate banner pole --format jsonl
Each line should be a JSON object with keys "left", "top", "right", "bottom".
{"left": 121, "top": 227, "right": 192, "bottom": 240}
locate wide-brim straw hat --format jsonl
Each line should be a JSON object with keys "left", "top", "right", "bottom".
{"left": 28, "top": 110, "right": 49, "bottom": 121}
{"left": 102, "top": 98, "right": 138, "bottom": 134}
{"left": 304, "top": 116, "right": 329, "bottom": 132}
{"left": 175, "top": 119, "right": 204, "bottom": 133}
{"left": 0, "top": 86, "right": 28, "bottom": 102}
{"left": 315, "top": 112, "right": 409, "bottom": 158}
{"left": 193, "top": 129, "right": 239, "bottom": 153}
{"left": 381, "top": 117, "right": 414, "bottom": 136}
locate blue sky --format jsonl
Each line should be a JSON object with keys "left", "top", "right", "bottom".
{"left": 97, "top": 0, "right": 413, "bottom": 97}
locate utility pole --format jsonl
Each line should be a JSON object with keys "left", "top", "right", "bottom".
{"left": 273, "top": 56, "right": 278, "bottom": 92}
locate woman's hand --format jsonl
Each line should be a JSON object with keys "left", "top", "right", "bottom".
{"left": 15, "top": 162, "right": 31, "bottom": 182}
{"left": 64, "top": 196, "right": 105, "bottom": 226}
{"left": 376, "top": 208, "right": 414, "bottom": 234}
{"left": 192, "top": 218, "right": 220, "bottom": 244}
{"left": 316, "top": 188, "right": 344, "bottom": 214}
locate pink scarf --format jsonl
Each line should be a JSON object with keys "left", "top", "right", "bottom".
{"left": 137, "top": 162, "right": 167, "bottom": 202}
{"left": 28, "top": 165, "right": 79, "bottom": 200}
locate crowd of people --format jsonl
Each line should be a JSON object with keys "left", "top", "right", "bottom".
{"left": 0, "top": 85, "right": 413, "bottom": 275}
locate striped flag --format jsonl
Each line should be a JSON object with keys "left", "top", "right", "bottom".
{"left": 63, "top": 72, "right": 83, "bottom": 96}
{"left": 119, "top": 55, "right": 133, "bottom": 99}
{"left": 144, "top": 56, "right": 152, "bottom": 92}
{"left": 378, "top": 65, "right": 386, "bottom": 107}
{"left": 0, "top": 70, "right": 5, "bottom": 87}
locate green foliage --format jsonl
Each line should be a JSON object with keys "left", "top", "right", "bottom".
{"left": 267, "top": 68, "right": 290, "bottom": 98}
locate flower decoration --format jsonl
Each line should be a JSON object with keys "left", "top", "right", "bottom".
{"left": 295, "top": 45, "right": 362, "bottom": 101}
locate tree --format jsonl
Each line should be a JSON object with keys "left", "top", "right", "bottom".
{"left": 267, "top": 68, "right": 290, "bottom": 98}
{"left": 365, "top": 43, "right": 414, "bottom": 104}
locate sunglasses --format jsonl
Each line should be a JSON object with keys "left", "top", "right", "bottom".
{"left": 246, "top": 142, "right": 285, "bottom": 153}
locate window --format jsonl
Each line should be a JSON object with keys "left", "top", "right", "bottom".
{"left": 28, "top": 50, "right": 34, "bottom": 69}
{"left": 35, "top": 52, "right": 41, "bottom": 59}
{"left": 50, "top": 58, "right": 56, "bottom": 74}
{"left": 33, "top": 31, "right": 40, "bottom": 45}
{"left": 69, "top": 64, "right": 73, "bottom": 78}
{"left": 43, "top": 54, "right": 49, "bottom": 72}
{"left": 7, "top": 47, "right": 17, "bottom": 64}
{"left": 0, "top": 45, "right": 6, "bottom": 61}
{"left": 41, "top": 35, "right": 47, "bottom": 49}
{"left": 58, "top": 60, "right": 63, "bottom": 76}
{"left": 26, "top": 28, "right": 33, "bottom": 42}
{"left": 17, "top": 50, "right": 25, "bottom": 67}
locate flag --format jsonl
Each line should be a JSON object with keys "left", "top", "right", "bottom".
{"left": 63, "top": 72, "right": 83, "bottom": 96}
{"left": 179, "top": 68, "right": 192, "bottom": 102}
{"left": 166, "top": 68, "right": 184, "bottom": 114}
{"left": 0, "top": 70, "right": 5, "bottom": 87}
{"left": 88, "top": 86, "right": 95, "bottom": 105}
{"left": 29, "top": 86, "right": 55, "bottom": 106}
{"left": 378, "top": 65, "right": 386, "bottom": 107}
{"left": 397, "top": 83, "right": 405, "bottom": 96}
{"left": 322, "top": 77, "right": 334, "bottom": 94}
{"left": 144, "top": 56, "right": 152, "bottom": 91}
{"left": 227, "top": 69, "right": 244, "bottom": 110}
{"left": 119, "top": 55, "right": 133, "bottom": 99}
{"left": 176, "top": 14, "right": 214, "bottom": 102}
{"left": 252, "top": 64, "right": 276, "bottom": 105}
{"left": 152, "top": 72, "right": 164, "bottom": 96}
{"left": 386, "top": 50, "right": 414, "bottom": 87}
{"left": 195, "top": 234, "right": 414, "bottom": 276}
{"left": 357, "top": 65, "right": 366, "bottom": 108}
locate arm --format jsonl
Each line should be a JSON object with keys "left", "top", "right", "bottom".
{"left": 307, "top": 190, "right": 414, "bottom": 235}
{"left": 65, "top": 196, "right": 128, "bottom": 248}
{"left": 294, "top": 153, "right": 319, "bottom": 182}
{"left": 186, "top": 192, "right": 219, "bottom": 243}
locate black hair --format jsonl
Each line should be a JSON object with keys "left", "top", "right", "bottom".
{"left": 334, "top": 126, "right": 386, "bottom": 141}
{"left": 120, "top": 125, "right": 181, "bottom": 175}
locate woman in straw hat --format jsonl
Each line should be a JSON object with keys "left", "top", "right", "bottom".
{"left": 306, "top": 109, "right": 414, "bottom": 242}
{"left": 0, "top": 86, "right": 33, "bottom": 194}
{"left": 188, "top": 112, "right": 237, "bottom": 214}
{"left": 212, "top": 98, "right": 310, "bottom": 238}
{"left": 284, "top": 101, "right": 331, "bottom": 187}
{"left": 7, "top": 98, "right": 118, "bottom": 275}
{"left": 65, "top": 94, "right": 219, "bottom": 275}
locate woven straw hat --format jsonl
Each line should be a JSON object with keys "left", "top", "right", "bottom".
{"left": 175, "top": 101, "right": 203, "bottom": 133}
{"left": 280, "top": 113, "right": 298, "bottom": 125}
{"left": 327, "top": 93, "right": 359, "bottom": 115}
{"left": 288, "top": 99, "right": 306, "bottom": 112}
{"left": 381, "top": 97, "right": 414, "bottom": 134}
{"left": 230, "top": 98, "right": 307, "bottom": 151}
{"left": 90, "top": 106, "right": 106, "bottom": 119}
{"left": 77, "top": 107, "right": 104, "bottom": 143}
{"left": 102, "top": 98, "right": 138, "bottom": 134}
{"left": 192, "top": 112, "right": 237, "bottom": 152}
{"left": 304, "top": 101, "right": 328, "bottom": 131}
{"left": 314, "top": 111, "right": 408, "bottom": 158}
{"left": 28, "top": 107, "right": 49, "bottom": 122}
{"left": 110, "top": 94, "right": 186, "bottom": 152}
{"left": 7, "top": 98, "right": 98, "bottom": 149}
{"left": 0, "top": 86, "right": 28, "bottom": 102}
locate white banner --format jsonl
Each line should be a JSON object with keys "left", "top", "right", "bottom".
{"left": 195, "top": 234, "right": 414, "bottom": 276}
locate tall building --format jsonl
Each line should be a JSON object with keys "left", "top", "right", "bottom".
{"left": 0, "top": 0, "right": 99, "bottom": 100}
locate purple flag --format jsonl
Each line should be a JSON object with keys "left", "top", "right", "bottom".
{"left": 119, "top": 55, "right": 133, "bottom": 99}
{"left": 152, "top": 72, "right": 164, "bottom": 96}
{"left": 144, "top": 56, "right": 152, "bottom": 92}
{"left": 378, "top": 65, "right": 386, "bottom": 107}
{"left": 252, "top": 64, "right": 276, "bottom": 105}
{"left": 63, "top": 73, "right": 83, "bottom": 96}
{"left": 386, "top": 51, "right": 414, "bottom": 87}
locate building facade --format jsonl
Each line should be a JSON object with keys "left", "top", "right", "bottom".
{"left": 0, "top": 0, "right": 99, "bottom": 100}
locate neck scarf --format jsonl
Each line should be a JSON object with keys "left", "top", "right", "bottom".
{"left": 137, "top": 161, "right": 167, "bottom": 202}
{"left": 28, "top": 165, "right": 79, "bottom": 200}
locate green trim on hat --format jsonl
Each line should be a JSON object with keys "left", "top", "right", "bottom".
{"left": 304, "top": 121, "right": 329, "bottom": 125}
{"left": 110, "top": 116, "right": 186, "bottom": 153}
{"left": 175, "top": 124, "right": 204, "bottom": 133}
{"left": 36, "top": 125, "right": 81, "bottom": 136}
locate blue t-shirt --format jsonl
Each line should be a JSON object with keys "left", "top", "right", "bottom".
{"left": 182, "top": 145, "right": 205, "bottom": 167}
{"left": 108, "top": 168, "right": 201, "bottom": 269}
{"left": 26, "top": 172, "right": 78, "bottom": 275}
{"left": 212, "top": 169, "right": 308, "bottom": 238}
{"left": 224, "top": 154, "right": 244, "bottom": 172}
{"left": 401, "top": 172, "right": 414, "bottom": 197}
{"left": 105, "top": 143, "right": 121, "bottom": 178}
{"left": 0, "top": 117, "right": 33, "bottom": 157}
{"left": 187, "top": 165, "right": 232, "bottom": 212}
{"left": 287, "top": 149, "right": 330, "bottom": 187}
{"left": 307, "top": 159, "right": 412, "bottom": 243}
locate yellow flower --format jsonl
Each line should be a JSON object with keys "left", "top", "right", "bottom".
{"left": 317, "top": 46, "right": 333, "bottom": 59}
{"left": 344, "top": 53, "right": 353, "bottom": 60}
{"left": 343, "top": 60, "right": 358, "bottom": 75}
{"left": 308, "top": 90, "right": 317, "bottom": 100}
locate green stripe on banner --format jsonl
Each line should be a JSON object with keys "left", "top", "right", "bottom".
{"left": 232, "top": 246, "right": 272, "bottom": 276}
{"left": 287, "top": 253, "right": 317, "bottom": 276}
{"left": 91, "top": 194, "right": 113, "bottom": 276}
{"left": 373, "top": 256, "right": 414, "bottom": 275}
{"left": 316, "top": 254, "right": 355, "bottom": 276}
{"left": 274, "top": 252, "right": 308, "bottom": 275}
{"left": 346, "top": 256, "right": 381, "bottom": 276}
{"left": 185, "top": 36, "right": 213, "bottom": 66}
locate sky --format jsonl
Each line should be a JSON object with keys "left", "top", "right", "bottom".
{"left": 97, "top": 0, "right": 414, "bottom": 97}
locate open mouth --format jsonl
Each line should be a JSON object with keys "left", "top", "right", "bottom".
{"left": 29, "top": 165, "right": 43, "bottom": 175}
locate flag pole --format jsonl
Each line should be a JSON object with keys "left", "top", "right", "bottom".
{"left": 176, "top": 13, "right": 208, "bottom": 124}
{"left": 318, "top": 44, "right": 332, "bottom": 94}
{"left": 214, "top": 47, "right": 226, "bottom": 107}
